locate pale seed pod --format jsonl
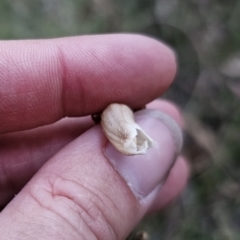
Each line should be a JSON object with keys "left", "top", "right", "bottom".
{"left": 101, "top": 103, "right": 154, "bottom": 155}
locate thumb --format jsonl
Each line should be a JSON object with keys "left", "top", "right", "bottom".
{"left": 0, "top": 109, "right": 182, "bottom": 240}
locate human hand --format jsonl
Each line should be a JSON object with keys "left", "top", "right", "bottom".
{"left": 0, "top": 34, "right": 188, "bottom": 239}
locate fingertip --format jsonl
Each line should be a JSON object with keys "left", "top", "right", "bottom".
{"left": 57, "top": 34, "right": 178, "bottom": 113}
{"left": 147, "top": 99, "right": 184, "bottom": 128}
{"left": 131, "top": 34, "right": 177, "bottom": 92}
{"left": 149, "top": 156, "right": 189, "bottom": 212}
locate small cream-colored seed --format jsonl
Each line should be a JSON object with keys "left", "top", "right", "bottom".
{"left": 101, "top": 103, "right": 154, "bottom": 155}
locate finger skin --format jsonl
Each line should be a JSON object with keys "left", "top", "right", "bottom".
{"left": 0, "top": 102, "right": 187, "bottom": 240}
{"left": 0, "top": 117, "right": 93, "bottom": 207}
{"left": 0, "top": 126, "right": 141, "bottom": 239}
{"left": 147, "top": 99, "right": 184, "bottom": 128}
{"left": 0, "top": 129, "right": 188, "bottom": 240}
{"left": 0, "top": 34, "right": 176, "bottom": 134}
{"left": 149, "top": 156, "right": 189, "bottom": 212}
{"left": 0, "top": 100, "right": 183, "bottom": 208}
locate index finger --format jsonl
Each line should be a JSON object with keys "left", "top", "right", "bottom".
{"left": 0, "top": 34, "right": 176, "bottom": 134}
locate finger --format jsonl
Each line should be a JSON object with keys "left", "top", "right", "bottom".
{"left": 0, "top": 34, "right": 176, "bottom": 134}
{"left": 0, "top": 116, "right": 94, "bottom": 207}
{"left": 0, "top": 100, "right": 183, "bottom": 207}
{"left": 0, "top": 109, "right": 183, "bottom": 239}
{"left": 149, "top": 156, "right": 189, "bottom": 212}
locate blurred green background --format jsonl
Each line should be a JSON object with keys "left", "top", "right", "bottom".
{"left": 1, "top": 0, "right": 240, "bottom": 239}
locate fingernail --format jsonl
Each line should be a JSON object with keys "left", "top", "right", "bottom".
{"left": 105, "top": 109, "right": 183, "bottom": 200}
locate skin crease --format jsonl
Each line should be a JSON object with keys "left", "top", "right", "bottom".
{"left": 0, "top": 34, "right": 189, "bottom": 239}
